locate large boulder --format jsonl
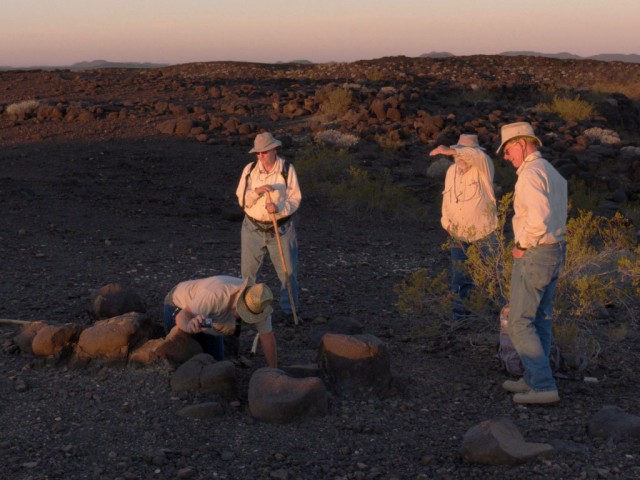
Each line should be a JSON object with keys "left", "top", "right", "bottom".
{"left": 170, "top": 353, "right": 237, "bottom": 396}
{"left": 74, "top": 312, "right": 154, "bottom": 363}
{"left": 32, "top": 324, "right": 83, "bottom": 358}
{"left": 318, "top": 333, "right": 392, "bottom": 396}
{"left": 462, "top": 417, "right": 554, "bottom": 465}
{"left": 92, "top": 283, "right": 146, "bottom": 320}
{"left": 248, "top": 367, "right": 328, "bottom": 423}
{"left": 588, "top": 405, "right": 640, "bottom": 439}
{"left": 129, "top": 326, "right": 203, "bottom": 366}
{"left": 13, "top": 321, "right": 49, "bottom": 355}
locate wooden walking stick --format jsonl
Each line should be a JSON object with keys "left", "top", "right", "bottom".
{"left": 265, "top": 191, "right": 299, "bottom": 325}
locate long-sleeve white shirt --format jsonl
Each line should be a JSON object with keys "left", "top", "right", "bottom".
{"left": 513, "top": 151, "right": 567, "bottom": 248}
{"left": 441, "top": 146, "right": 498, "bottom": 242}
{"left": 236, "top": 156, "right": 301, "bottom": 222}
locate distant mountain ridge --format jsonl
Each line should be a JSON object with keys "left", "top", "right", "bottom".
{"left": 0, "top": 60, "right": 168, "bottom": 71}
{"left": 420, "top": 50, "right": 640, "bottom": 63}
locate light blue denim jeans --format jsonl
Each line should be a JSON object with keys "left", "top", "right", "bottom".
{"left": 241, "top": 216, "right": 299, "bottom": 314}
{"left": 508, "top": 242, "right": 566, "bottom": 392}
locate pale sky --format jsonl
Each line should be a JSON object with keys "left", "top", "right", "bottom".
{"left": 1, "top": 0, "right": 638, "bottom": 67}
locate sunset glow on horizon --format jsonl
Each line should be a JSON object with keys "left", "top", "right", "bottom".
{"left": 1, "top": 0, "right": 638, "bottom": 67}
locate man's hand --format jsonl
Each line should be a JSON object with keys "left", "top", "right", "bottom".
{"left": 429, "top": 145, "right": 455, "bottom": 157}
{"left": 255, "top": 185, "right": 274, "bottom": 195}
{"left": 512, "top": 246, "right": 526, "bottom": 259}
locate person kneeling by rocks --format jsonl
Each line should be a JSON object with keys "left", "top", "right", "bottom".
{"left": 163, "top": 276, "right": 277, "bottom": 367}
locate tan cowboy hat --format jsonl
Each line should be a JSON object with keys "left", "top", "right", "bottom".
{"left": 248, "top": 132, "right": 282, "bottom": 153}
{"left": 497, "top": 122, "right": 543, "bottom": 153}
{"left": 452, "top": 134, "right": 485, "bottom": 150}
{"left": 236, "top": 283, "right": 273, "bottom": 324}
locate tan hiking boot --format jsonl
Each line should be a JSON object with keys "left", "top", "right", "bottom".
{"left": 513, "top": 389, "right": 560, "bottom": 404}
{"left": 502, "top": 377, "right": 531, "bottom": 393}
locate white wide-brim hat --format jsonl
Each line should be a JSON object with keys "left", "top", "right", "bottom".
{"left": 452, "top": 134, "right": 485, "bottom": 150}
{"left": 236, "top": 282, "right": 273, "bottom": 324}
{"left": 497, "top": 122, "right": 543, "bottom": 153}
{"left": 248, "top": 132, "right": 282, "bottom": 153}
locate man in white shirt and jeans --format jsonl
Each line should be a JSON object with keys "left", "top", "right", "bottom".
{"left": 497, "top": 122, "right": 567, "bottom": 404}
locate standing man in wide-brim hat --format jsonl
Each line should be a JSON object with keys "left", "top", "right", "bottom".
{"left": 236, "top": 132, "right": 302, "bottom": 322}
{"left": 429, "top": 134, "right": 499, "bottom": 322}
{"left": 497, "top": 122, "right": 567, "bottom": 404}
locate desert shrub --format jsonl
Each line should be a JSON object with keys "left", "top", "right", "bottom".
{"left": 313, "top": 129, "right": 359, "bottom": 149}
{"left": 568, "top": 177, "right": 601, "bottom": 213}
{"left": 293, "top": 145, "right": 353, "bottom": 191}
{"left": 393, "top": 267, "right": 451, "bottom": 336}
{"left": 318, "top": 87, "right": 352, "bottom": 117}
{"left": 330, "top": 166, "right": 426, "bottom": 220}
{"left": 6, "top": 99, "right": 40, "bottom": 116}
{"left": 374, "top": 132, "right": 406, "bottom": 152}
{"left": 536, "top": 95, "right": 595, "bottom": 121}
{"left": 592, "top": 81, "right": 640, "bottom": 101}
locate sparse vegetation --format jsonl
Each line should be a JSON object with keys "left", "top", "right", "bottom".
{"left": 318, "top": 86, "right": 352, "bottom": 117}
{"left": 313, "top": 129, "right": 359, "bottom": 149}
{"left": 536, "top": 94, "right": 595, "bottom": 121}
{"left": 330, "top": 166, "right": 426, "bottom": 219}
{"left": 6, "top": 99, "right": 40, "bottom": 116}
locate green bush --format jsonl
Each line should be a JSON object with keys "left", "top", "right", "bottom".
{"left": 329, "top": 167, "right": 426, "bottom": 220}
{"left": 319, "top": 87, "right": 352, "bottom": 117}
{"left": 293, "top": 145, "right": 353, "bottom": 193}
{"left": 536, "top": 94, "right": 595, "bottom": 121}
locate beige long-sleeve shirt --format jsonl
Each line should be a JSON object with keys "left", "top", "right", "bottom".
{"left": 513, "top": 151, "right": 567, "bottom": 249}
{"left": 441, "top": 146, "right": 498, "bottom": 242}
{"left": 236, "top": 156, "right": 301, "bottom": 222}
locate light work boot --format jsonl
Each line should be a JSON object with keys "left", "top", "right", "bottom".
{"left": 513, "top": 389, "right": 560, "bottom": 404}
{"left": 502, "top": 377, "right": 531, "bottom": 393}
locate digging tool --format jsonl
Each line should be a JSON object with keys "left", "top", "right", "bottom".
{"left": 0, "top": 318, "right": 32, "bottom": 326}
{"left": 265, "top": 191, "right": 298, "bottom": 326}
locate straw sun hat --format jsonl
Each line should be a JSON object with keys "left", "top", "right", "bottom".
{"left": 236, "top": 283, "right": 273, "bottom": 324}
{"left": 452, "top": 134, "right": 484, "bottom": 150}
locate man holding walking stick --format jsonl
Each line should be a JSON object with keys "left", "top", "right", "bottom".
{"left": 236, "top": 132, "right": 302, "bottom": 323}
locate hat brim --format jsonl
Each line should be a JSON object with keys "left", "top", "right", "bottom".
{"left": 248, "top": 140, "right": 282, "bottom": 153}
{"left": 497, "top": 135, "right": 542, "bottom": 154}
{"left": 452, "top": 144, "right": 485, "bottom": 150}
{"left": 236, "top": 281, "right": 273, "bottom": 324}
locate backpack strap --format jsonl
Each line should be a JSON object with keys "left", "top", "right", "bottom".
{"left": 241, "top": 160, "right": 290, "bottom": 210}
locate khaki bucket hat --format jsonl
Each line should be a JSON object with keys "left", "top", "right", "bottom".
{"left": 497, "top": 122, "right": 543, "bottom": 153}
{"left": 249, "top": 132, "right": 282, "bottom": 153}
{"left": 236, "top": 283, "right": 273, "bottom": 324}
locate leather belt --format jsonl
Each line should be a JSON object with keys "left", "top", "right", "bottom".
{"left": 537, "top": 241, "right": 561, "bottom": 247}
{"left": 246, "top": 215, "right": 291, "bottom": 231}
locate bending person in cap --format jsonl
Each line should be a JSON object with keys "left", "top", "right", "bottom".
{"left": 497, "top": 122, "right": 567, "bottom": 404}
{"left": 236, "top": 132, "right": 302, "bottom": 321}
{"left": 163, "top": 276, "right": 277, "bottom": 367}
{"left": 429, "top": 134, "right": 499, "bottom": 321}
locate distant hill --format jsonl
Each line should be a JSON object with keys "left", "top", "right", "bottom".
{"left": 417, "top": 51, "right": 640, "bottom": 64}
{"left": 419, "top": 51, "right": 455, "bottom": 58}
{"left": 0, "top": 60, "right": 168, "bottom": 71}
{"left": 499, "top": 51, "right": 640, "bottom": 63}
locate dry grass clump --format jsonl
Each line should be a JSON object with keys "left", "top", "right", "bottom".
{"left": 317, "top": 86, "right": 352, "bottom": 117}
{"left": 6, "top": 99, "right": 40, "bottom": 116}
{"left": 536, "top": 95, "right": 595, "bottom": 121}
{"left": 313, "top": 130, "right": 359, "bottom": 149}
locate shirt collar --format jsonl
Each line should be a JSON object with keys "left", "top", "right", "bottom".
{"left": 516, "top": 150, "right": 543, "bottom": 175}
